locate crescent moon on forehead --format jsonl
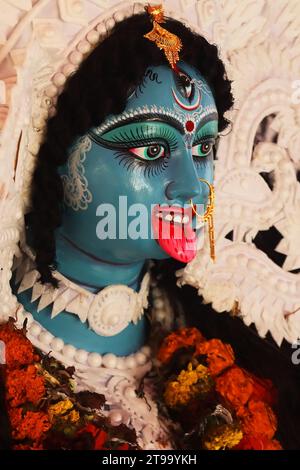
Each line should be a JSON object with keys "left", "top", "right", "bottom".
{"left": 171, "top": 88, "right": 201, "bottom": 110}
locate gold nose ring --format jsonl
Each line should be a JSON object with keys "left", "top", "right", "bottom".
{"left": 190, "top": 178, "right": 215, "bottom": 261}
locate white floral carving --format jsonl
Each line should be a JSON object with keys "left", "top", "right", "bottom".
{"left": 61, "top": 135, "right": 93, "bottom": 211}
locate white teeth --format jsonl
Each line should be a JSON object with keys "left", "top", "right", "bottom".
{"left": 173, "top": 215, "right": 182, "bottom": 224}
{"left": 156, "top": 211, "right": 191, "bottom": 224}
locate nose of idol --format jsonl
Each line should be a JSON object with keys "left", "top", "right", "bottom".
{"left": 59, "top": 62, "right": 218, "bottom": 265}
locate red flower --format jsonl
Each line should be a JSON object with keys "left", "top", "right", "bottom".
{"left": 9, "top": 408, "right": 50, "bottom": 442}
{"left": 157, "top": 328, "right": 204, "bottom": 364}
{"left": 196, "top": 339, "right": 235, "bottom": 376}
{"left": 234, "top": 434, "right": 282, "bottom": 450}
{"left": 77, "top": 424, "right": 108, "bottom": 450}
{"left": 6, "top": 364, "right": 45, "bottom": 407}
{"left": 0, "top": 321, "right": 38, "bottom": 369}
{"left": 216, "top": 366, "right": 253, "bottom": 410}
{"left": 248, "top": 372, "right": 277, "bottom": 406}
{"left": 117, "top": 443, "right": 130, "bottom": 450}
{"left": 237, "top": 400, "right": 277, "bottom": 440}
{"left": 14, "top": 443, "right": 44, "bottom": 450}
{"left": 94, "top": 430, "right": 108, "bottom": 450}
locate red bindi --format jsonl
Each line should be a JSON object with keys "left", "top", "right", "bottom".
{"left": 185, "top": 120, "right": 194, "bottom": 132}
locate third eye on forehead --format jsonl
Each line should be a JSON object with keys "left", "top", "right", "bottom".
{"left": 94, "top": 64, "right": 217, "bottom": 137}
{"left": 174, "top": 69, "right": 194, "bottom": 100}
{"left": 131, "top": 65, "right": 212, "bottom": 106}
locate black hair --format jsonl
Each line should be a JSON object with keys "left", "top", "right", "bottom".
{"left": 30, "top": 12, "right": 234, "bottom": 284}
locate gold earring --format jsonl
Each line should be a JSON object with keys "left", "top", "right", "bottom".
{"left": 190, "top": 178, "right": 215, "bottom": 262}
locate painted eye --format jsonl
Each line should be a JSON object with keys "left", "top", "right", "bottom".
{"left": 175, "top": 71, "right": 193, "bottom": 99}
{"left": 192, "top": 141, "right": 213, "bottom": 157}
{"left": 129, "top": 144, "right": 165, "bottom": 160}
{"left": 180, "top": 75, "right": 192, "bottom": 98}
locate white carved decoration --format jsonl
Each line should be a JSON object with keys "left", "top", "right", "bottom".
{"left": 15, "top": 251, "right": 150, "bottom": 335}
{"left": 0, "top": 0, "right": 300, "bottom": 446}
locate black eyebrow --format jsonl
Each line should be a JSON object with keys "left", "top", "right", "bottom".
{"left": 90, "top": 111, "right": 219, "bottom": 141}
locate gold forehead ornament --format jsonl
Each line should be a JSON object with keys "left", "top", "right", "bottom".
{"left": 144, "top": 4, "right": 182, "bottom": 71}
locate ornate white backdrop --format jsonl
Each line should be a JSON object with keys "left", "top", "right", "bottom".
{"left": 0, "top": 0, "right": 300, "bottom": 348}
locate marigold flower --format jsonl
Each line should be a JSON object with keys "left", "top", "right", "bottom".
{"left": 164, "top": 362, "right": 212, "bottom": 408}
{"left": 48, "top": 399, "right": 74, "bottom": 422}
{"left": 157, "top": 327, "right": 204, "bottom": 364}
{"left": 14, "top": 443, "right": 44, "bottom": 450}
{"left": 6, "top": 364, "right": 45, "bottom": 407}
{"left": 0, "top": 322, "right": 38, "bottom": 369}
{"left": 9, "top": 408, "right": 51, "bottom": 442}
{"left": 216, "top": 366, "right": 253, "bottom": 410}
{"left": 248, "top": 373, "right": 277, "bottom": 406}
{"left": 237, "top": 399, "right": 277, "bottom": 440}
{"left": 195, "top": 338, "right": 235, "bottom": 376}
{"left": 234, "top": 434, "right": 282, "bottom": 450}
{"left": 203, "top": 423, "right": 243, "bottom": 450}
{"left": 66, "top": 409, "right": 80, "bottom": 423}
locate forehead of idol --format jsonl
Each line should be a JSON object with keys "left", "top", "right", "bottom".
{"left": 94, "top": 62, "right": 218, "bottom": 136}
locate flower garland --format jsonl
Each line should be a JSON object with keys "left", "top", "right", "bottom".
{"left": 0, "top": 321, "right": 282, "bottom": 450}
{"left": 0, "top": 319, "right": 138, "bottom": 450}
{"left": 155, "top": 327, "right": 282, "bottom": 450}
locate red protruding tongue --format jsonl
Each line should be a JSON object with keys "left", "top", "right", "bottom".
{"left": 152, "top": 206, "right": 197, "bottom": 263}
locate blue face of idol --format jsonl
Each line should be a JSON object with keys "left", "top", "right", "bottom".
{"left": 58, "top": 62, "right": 218, "bottom": 268}
{"left": 16, "top": 63, "right": 218, "bottom": 356}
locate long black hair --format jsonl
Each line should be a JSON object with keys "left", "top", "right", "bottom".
{"left": 30, "top": 12, "right": 233, "bottom": 285}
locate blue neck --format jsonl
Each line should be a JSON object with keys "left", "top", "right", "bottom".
{"left": 55, "top": 229, "right": 145, "bottom": 292}
{"left": 13, "top": 230, "right": 149, "bottom": 356}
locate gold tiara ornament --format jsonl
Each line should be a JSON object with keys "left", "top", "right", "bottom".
{"left": 144, "top": 4, "right": 182, "bottom": 71}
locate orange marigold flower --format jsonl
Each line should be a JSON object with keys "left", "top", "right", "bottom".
{"left": 248, "top": 372, "right": 277, "bottom": 406}
{"left": 8, "top": 407, "right": 23, "bottom": 430}
{"left": 237, "top": 400, "right": 277, "bottom": 440}
{"left": 0, "top": 321, "right": 38, "bottom": 369}
{"left": 9, "top": 408, "right": 50, "bottom": 442}
{"left": 195, "top": 339, "right": 235, "bottom": 376}
{"left": 14, "top": 443, "right": 44, "bottom": 450}
{"left": 6, "top": 364, "right": 45, "bottom": 407}
{"left": 216, "top": 366, "right": 253, "bottom": 410}
{"left": 157, "top": 327, "right": 204, "bottom": 364}
{"left": 234, "top": 434, "right": 282, "bottom": 450}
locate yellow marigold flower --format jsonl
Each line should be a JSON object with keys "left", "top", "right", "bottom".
{"left": 203, "top": 424, "right": 243, "bottom": 450}
{"left": 48, "top": 399, "right": 74, "bottom": 422}
{"left": 61, "top": 409, "right": 80, "bottom": 424}
{"left": 164, "top": 362, "right": 213, "bottom": 408}
{"left": 164, "top": 381, "right": 190, "bottom": 407}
